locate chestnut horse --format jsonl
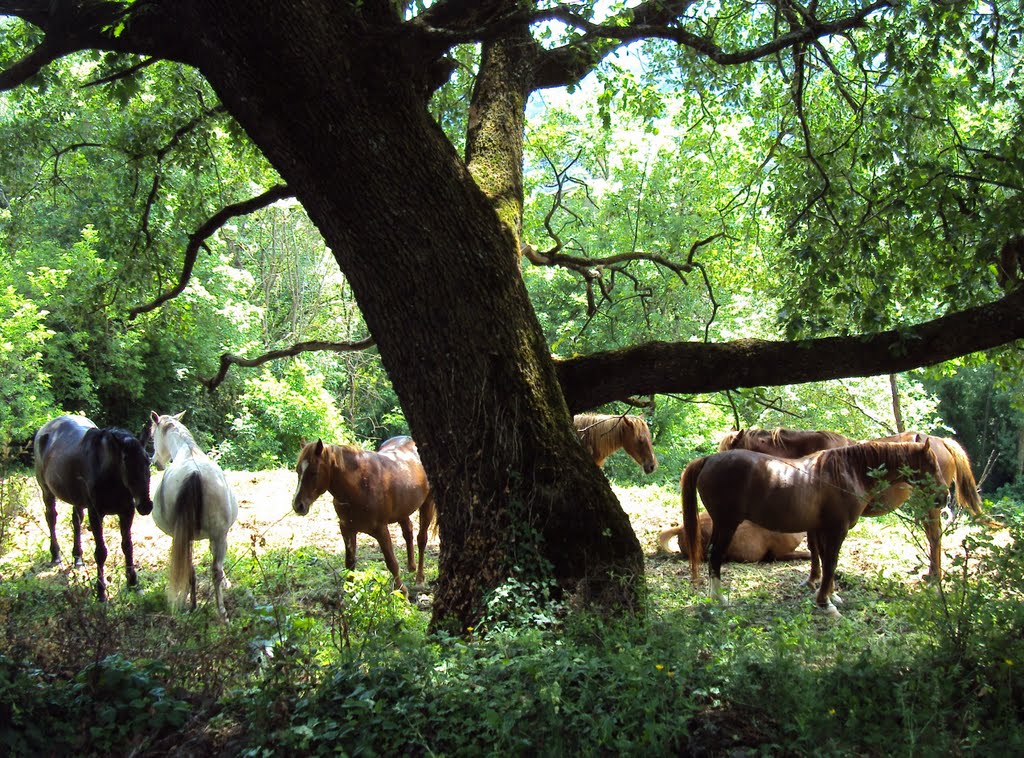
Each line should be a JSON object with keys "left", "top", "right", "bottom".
{"left": 658, "top": 512, "right": 809, "bottom": 563}
{"left": 150, "top": 412, "right": 239, "bottom": 620}
{"left": 720, "top": 427, "right": 994, "bottom": 578}
{"left": 573, "top": 414, "right": 658, "bottom": 473}
{"left": 34, "top": 415, "right": 153, "bottom": 601}
{"left": 292, "top": 436, "right": 435, "bottom": 595}
{"left": 683, "top": 441, "right": 944, "bottom": 616}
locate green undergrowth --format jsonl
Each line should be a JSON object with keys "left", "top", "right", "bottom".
{"left": 1, "top": 485, "right": 1023, "bottom": 756}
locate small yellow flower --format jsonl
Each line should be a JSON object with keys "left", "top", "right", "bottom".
{"left": 466, "top": 626, "right": 474, "bottom": 633}
{"left": 666, "top": 671, "right": 675, "bottom": 678}
{"left": 829, "top": 709, "right": 837, "bottom": 716}
{"left": 1006, "top": 659, "right": 1014, "bottom": 666}
{"left": 655, "top": 664, "right": 665, "bottom": 671}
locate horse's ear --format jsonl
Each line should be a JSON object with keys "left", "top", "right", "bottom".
{"left": 150, "top": 410, "right": 160, "bottom": 424}
{"left": 174, "top": 410, "right": 187, "bottom": 421}
{"left": 314, "top": 439, "right": 324, "bottom": 455}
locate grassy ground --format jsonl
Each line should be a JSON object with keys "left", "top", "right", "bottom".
{"left": 1, "top": 468, "right": 1021, "bottom": 756}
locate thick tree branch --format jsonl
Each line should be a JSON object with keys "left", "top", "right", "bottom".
{"left": 200, "top": 337, "right": 375, "bottom": 391}
{"left": 533, "top": 0, "right": 894, "bottom": 89}
{"left": 129, "top": 184, "right": 293, "bottom": 318}
{"left": 556, "top": 288, "right": 1024, "bottom": 414}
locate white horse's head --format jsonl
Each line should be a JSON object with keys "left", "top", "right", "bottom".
{"left": 150, "top": 410, "right": 190, "bottom": 470}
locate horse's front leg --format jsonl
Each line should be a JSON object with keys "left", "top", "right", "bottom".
{"left": 119, "top": 511, "right": 138, "bottom": 588}
{"left": 923, "top": 505, "right": 944, "bottom": 581}
{"left": 399, "top": 517, "right": 415, "bottom": 573}
{"left": 341, "top": 527, "right": 358, "bottom": 572}
{"left": 71, "top": 505, "right": 86, "bottom": 568}
{"left": 42, "top": 491, "right": 61, "bottom": 564}
{"left": 372, "top": 525, "right": 408, "bottom": 598}
{"left": 805, "top": 532, "right": 822, "bottom": 589}
{"left": 814, "top": 530, "right": 846, "bottom": 618}
{"left": 87, "top": 508, "right": 108, "bottom": 602}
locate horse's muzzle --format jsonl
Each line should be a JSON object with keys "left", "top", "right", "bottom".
{"left": 292, "top": 497, "right": 309, "bottom": 516}
{"left": 137, "top": 496, "right": 154, "bottom": 516}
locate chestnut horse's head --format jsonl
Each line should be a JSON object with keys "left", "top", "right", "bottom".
{"left": 293, "top": 439, "right": 330, "bottom": 516}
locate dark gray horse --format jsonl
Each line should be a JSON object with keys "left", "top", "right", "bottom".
{"left": 34, "top": 415, "right": 153, "bottom": 601}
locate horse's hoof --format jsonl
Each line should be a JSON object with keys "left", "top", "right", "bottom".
{"left": 74, "top": 558, "right": 85, "bottom": 569}
{"left": 831, "top": 593, "right": 844, "bottom": 605}
{"left": 816, "top": 603, "right": 842, "bottom": 619}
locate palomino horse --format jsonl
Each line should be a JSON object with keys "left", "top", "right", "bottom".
{"left": 658, "top": 513, "right": 809, "bottom": 563}
{"left": 150, "top": 412, "right": 238, "bottom": 620}
{"left": 34, "top": 415, "right": 154, "bottom": 601}
{"left": 292, "top": 436, "right": 435, "bottom": 595}
{"left": 720, "top": 427, "right": 994, "bottom": 578}
{"left": 683, "top": 441, "right": 944, "bottom": 616}
{"left": 573, "top": 414, "right": 658, "bottom": 473}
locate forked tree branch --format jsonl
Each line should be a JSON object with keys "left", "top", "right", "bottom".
{"left": 129, "top": 184, "right": 294, "bottom": 318}
{"left": 200, "top": 337, "right": 375, "bottom": 391}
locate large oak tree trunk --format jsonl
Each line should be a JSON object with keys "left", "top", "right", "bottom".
{"left": 177, "top": 4, "right": 643, "bottom": 629}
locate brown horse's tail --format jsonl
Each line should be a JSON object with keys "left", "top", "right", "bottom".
{"left": 168, "top": 471, "right": 203, "bottom": 608}
{"left": 681, "top": 456, "right": 708, "bottom": 583}
{"left": 942, "top": 438, "right": 1000, "bottom": 526}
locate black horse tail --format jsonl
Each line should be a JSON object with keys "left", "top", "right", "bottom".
{"left": 168, "top": 471, "right": 203, "bottom": 608}
{"left": 681, "top": 456, "right": 708, "bottom": 584}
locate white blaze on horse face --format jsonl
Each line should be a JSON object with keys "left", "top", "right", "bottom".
{"left": 293, "top": 458, "right": 311, "bottom": 514}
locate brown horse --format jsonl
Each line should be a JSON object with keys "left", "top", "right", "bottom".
{"left": 34, "top": 415, "right": 154, "bottom": 601}
{"left": 292, "top": 435, "right": 435, "bottom": 595}
{"left": 658, "top": 513, "right": 809, "bottom": 563}
{"left": 720, "top": 427, "right": 995, "bottom": 578}
{"left": 573, "top": 414, "right": 658, "bottom": 473}
{"left": 683, "top": 441, "right": 944, "bottom": 616}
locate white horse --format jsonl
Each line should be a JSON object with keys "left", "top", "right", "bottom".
{"left": 150, "top": 411, "right": 238, "bottom": 620}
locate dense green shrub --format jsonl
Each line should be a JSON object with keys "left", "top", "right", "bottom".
{"left": 217, "top": 360, "right": 352, "bottom": 469}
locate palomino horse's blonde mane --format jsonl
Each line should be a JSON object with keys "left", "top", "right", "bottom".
{"left": 574, "top": 414, "right": 647, "bottom": 464}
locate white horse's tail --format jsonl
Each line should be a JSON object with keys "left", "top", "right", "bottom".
{"left": 168, "top": 470, "right": 203, "bottom": 608}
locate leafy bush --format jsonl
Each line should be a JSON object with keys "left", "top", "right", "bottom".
{"left": 217, "top": 360, "right": 352, "bottom": 469}
{"left": 0, "top": 653, "right": 191, "bottom": 756}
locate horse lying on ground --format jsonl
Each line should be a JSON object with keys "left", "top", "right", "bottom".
{"left": 292, "top": 436, "right": 435, "bottom": 596}
{"left": 719, "top": 427, "right": 997, "bottom": 578}
{"left": 34, "top": 415, "right": 153, "bottom": 601}
{"left": 150, "top": 411, "right": 238, "bottom": 620}
{"left": 573, "top": 413, "right": 658, "bottom": 473}
{"left": 683, "top": 440, "right": 944, "bottom": 616}
{"left": 658, "top": 512, "right": 809, "bottom": 563}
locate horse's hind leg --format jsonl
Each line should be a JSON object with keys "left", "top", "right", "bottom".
{"left": 708, "top": 519, "right": 739, "bottom": 604}
{"left": 189, "top": 565, "right": 198, "bottom": 612}
{"left": 72, "top": 505, "right": 86, "bottom": 568}
{"left": 415, "top": 499, "right": 435, "bottom": 586}
{"left": 42, "top": 491, "right": 60, "bottom": 564}
{"left": 87, "top": 509, "right": 108, "bottom": 602}
{"left": 399, "top": 517, "right": 415, "bottom": 573}
{"left": 210, "top": 535, "right": 229, "bottom": 621}
{"left": 119, "top": 512, "right": 138, "bottom": 588}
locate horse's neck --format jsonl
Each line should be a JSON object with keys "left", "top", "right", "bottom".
{"left": 167, "top": 430, "right": 203, "bottom": 463}
{"left": 325, "top": 445, "right": 364, "bottom": 496}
